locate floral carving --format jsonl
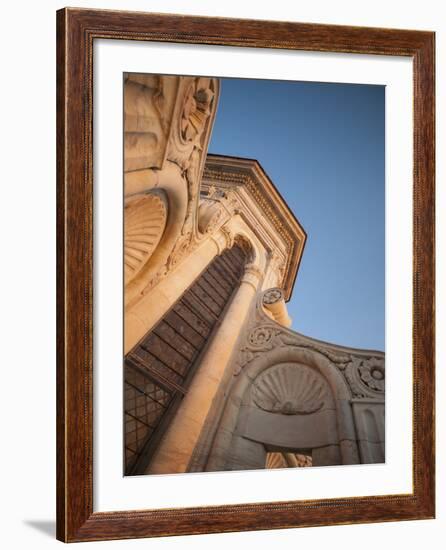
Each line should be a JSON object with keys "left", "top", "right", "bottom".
{"left": 344, "top": 357, "right": 385, "bottom": 398}
{"left": 248, "top": 326, "right": 275, "bottom": 348}
{"left": 164, "top": 77, "right": 218, "bottom": 273}
{"left": 166, "top": 231, "right": 196, "bottom": 271}
{"left": 180, "top": 78, "right": 215, "bottom": 144}
{"left": 358, "top": 358, "right": 385, "bottom": 392}
{"left": 232, "top": 298, "right": 385, "bottom": 401}
{"left": 263, "top": 288, "right": 284, "bottom": 305}
{"left": 206, "top": 207, "right": 224, "bottom": 234}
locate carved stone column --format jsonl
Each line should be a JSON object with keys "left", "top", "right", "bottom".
{"left": 146, "top": 262, "right": 263, "bottom": 474}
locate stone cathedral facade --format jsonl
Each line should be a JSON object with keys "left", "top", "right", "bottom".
{"left": 123, "top": 74, "right": 385, "bottom": 476}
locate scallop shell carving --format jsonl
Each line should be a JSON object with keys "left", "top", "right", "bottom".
{"left": 124, "top": 192, "right": 168, "bottom": 285}
{"left": 252, "top": 364, "right": 328, "bottom": 415}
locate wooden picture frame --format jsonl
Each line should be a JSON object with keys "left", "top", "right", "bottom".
{"left": 56, "top": 7, "right": 435, "bottom": 542}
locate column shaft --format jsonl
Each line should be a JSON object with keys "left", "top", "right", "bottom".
{"left": 147, "top": 267, "right": 261, "bottom": 474}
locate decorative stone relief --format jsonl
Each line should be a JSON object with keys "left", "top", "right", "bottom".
{"left": 358, "top": 358, "right": 385, "bottom": 392}
{"left": 234, "top": 323, "right": 280, "bottom": 375}
{"left": 140, "top": 266, "right": 168, "bottom": 295}
{"left": 248, "top": 326, "right": 277, "bottom": 349}
{"left": 203, "top": 166, "right": 297, "bottom": 295}
{"left": 252, "top": 364, "right": 327, "bottom": 415}
{"left": 180, "top": 79, "right": 215, "bottom": 145}
{"left": 124, "top": 192, "right": 168, "bottom": 285}
{"left": 233, "top": 295, "right": 385, "bottom": 404}
{"left": 197, "top": 198, "right": 227, "bottom": 234}
{"left": 275, "top": 331, "right": 352, "bottom": 366}
{"left": 163, "top": 77, "right": 219, "bottom": 273}
{"left": 197, "top": 185, "right": 244, "bottom": 237}
{"left": 235, "top": 320, "right": 352, "bottom": 377}
{"left": 167, "top": 78, "right": 216, "bottom": 171}
{"left": 263, "top": 288, "right": 284, "bottom": 305}
{"left": 344, "top": 357, "right": 385, "bottom": 398}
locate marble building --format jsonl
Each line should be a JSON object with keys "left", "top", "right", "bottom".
{"left": 123, "top": 74, "right": 385, "bottom": 476}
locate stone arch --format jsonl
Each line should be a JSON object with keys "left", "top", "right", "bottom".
{"left": 233, "top": 234, "right": 257, "bottom": 265}
{"left": 224, "top": 220, "right": 266, "bottom": 273}
{"left": 233, "top": 344, "right": 352, "bottom": 402}
{"left": 206, "top": 345, "right": 358, "bottom": 471}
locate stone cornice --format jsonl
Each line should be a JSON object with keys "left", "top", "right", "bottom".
{"left": 202, "top": 154, "right": 307, "bottom": 301}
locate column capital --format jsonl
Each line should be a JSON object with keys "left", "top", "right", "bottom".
{"left": 211, "top": 226, "right": 234, "bottom": 255}
{"left": 241, "top": 262, "right": 263, "bottom": 291}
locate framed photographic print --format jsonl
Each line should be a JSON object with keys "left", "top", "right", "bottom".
{"left": 56, "top": 7, "right": 435, "bottom": 542}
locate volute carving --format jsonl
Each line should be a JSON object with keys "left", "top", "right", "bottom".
{"left": 198, "top": 198, "right": 227, "bottom": 234}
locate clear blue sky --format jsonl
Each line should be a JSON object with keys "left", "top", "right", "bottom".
{"left": 208, "top": 78, "right": 385, "bottom": 351}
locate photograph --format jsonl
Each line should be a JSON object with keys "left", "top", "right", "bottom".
{"left": 123, "top": 73, "right": 385, "bottom": 476}
{"left": 0, "top": 0, "right": 439, "bottom": 546}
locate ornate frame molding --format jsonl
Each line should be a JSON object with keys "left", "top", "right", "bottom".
{"left": 57, "top": 8, "right": 435, "bottom": 542}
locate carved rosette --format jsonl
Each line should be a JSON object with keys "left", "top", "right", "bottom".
{"left": 248, "top": 326, "right": 276, "bottom": 349}
{"left": 168, "top": 78, "right": 217, "bottom": 177}
{"left": 263, "top": 288, "right": 284, "bottom": 305}
{"left": 252, "top": 364, "right": 327, "bottom": 415}
{"left": 164, "top": 77, "right": 219, "bottom": 271}
{"left": 180, "top": 79, "right": 215, "bottom": 145}
{"left": 344, "top": 357, "right": 385, "bottom": 398}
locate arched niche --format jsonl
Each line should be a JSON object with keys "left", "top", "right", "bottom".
{"left": 206, "top": 346, "right": 359, "bottom": 471}
{"left": 124, "top": 163, "right": 189, "bottom": 307}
